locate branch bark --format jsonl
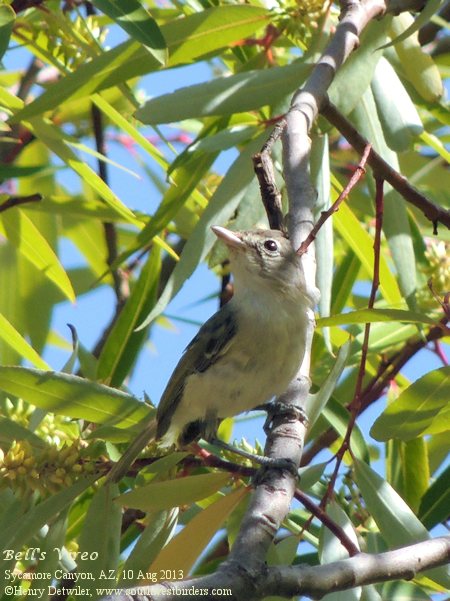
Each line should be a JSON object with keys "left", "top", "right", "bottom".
{"left": 101, "top": 536, "right": 450, "bottom": 600}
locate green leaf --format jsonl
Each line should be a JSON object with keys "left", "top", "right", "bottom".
{"left": 119, "top": 509, "right": 178, "bottom": 586}
{"left": 138, "top": 132, "right": 266, "bottom": 329}
{"left": 0, "top": 5, "right": 14, "bottom": 62}
{"left": 328, "top": 17, "right": 390, "bottom": 115}
{"left": 0, "top": 417, "right": 46, "bottom": 449}
{"left": 402, "top": 438, "right": 430, "bottom": 513}
{"left": 317, "top": 308, "right": 436, "bottom": 328}
{"left": 27, "top": 510, "right": 70, "bottom": 601}
{"left": 17, "top": 143, "right": 58, "bottom": 352}
{"left": 318, "top": 502, "right": 361, "bottom": 601}
{"left": 322, "top": 398, "right": 369, "bottom": 463}
{"left": 333, "top": 202, "right": 403, "bottom": 307}
{"left": 354, "top": 459, "right": 450, "bottom": 588}
{"left": 420, "top": 130, "right": 450, "bottom": 163}
{"left": 92, "top": 0, "right": 167, "bottom": 65}
{"left": 148, "top": 486, "right": 248, "bottom": 576}
{"left": 0, "top": 164, "right": 47, "bottom": 179}
{"left": 306, "top": 342, "right": 350, "bottom": 428}
{"left": 0, "top": 242, "right": 20, "bottom": 365}
{"left": 331, "top": 251, "right": 361, "bottom": 315}
{"left": 371, "top": 366, "right": 450, "bottom": 441}
{"left": 189, "top": 125, "right": 259, "bottom": 153}
{"left": 116, "top": 472, "right": 231, "bottom": 511}
{"left": 419, "top": 464, "right": 450, "bottom": 529}
{"left": 0, "top": 313, "right": 50, "bottom": 369}
{"left": 349, "top": 89, "right": 417, "bottom": 307}
{"left": 26, "top": 118, "right": 140, "bottom": 226}
{"left": 123, "top": 150, "right": 214, "bottom": 264}
{"left": 77, "top": 484, "right": 122, "bottom": 600}
{"left": 0, "top": 367, "right": 151, "bottom": 428}
{"left": 354, "top": 458, "right": 431, "bottom": 543}
{"left": 381, "top": 581, "right": 431, "bottom": 601}
{"left": 136, "top": 61, "right": 309, "bottom": 124}
{"left": 92, "top": 93, "right": 167, "bottom": 169}
{"left": 383, "top": 0, "right": 444, "bottom": 48}
{"left": 390, "top": 12, "right": 443, "bottom": 102}
{"left": 0, "top": 209, "right": 75, "bottom": 303}
{"left": 0, "top": 476, "right": 97, "bottom": 554}
{"left": 11, "top": 5, "right": 270, "bottom": 122}
{"left": 371, "top": 57, "right": 423, "bottom": 152}
{"left": 97, "top": 246, "right": 161, "bottom": 387}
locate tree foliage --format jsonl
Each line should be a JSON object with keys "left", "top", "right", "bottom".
{"left": 0, "top": 1, "right": 449, "bottom": 600}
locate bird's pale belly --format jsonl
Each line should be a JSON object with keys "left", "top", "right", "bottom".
{"left": 168, "top": 317, "right": 306, "bottom": 439}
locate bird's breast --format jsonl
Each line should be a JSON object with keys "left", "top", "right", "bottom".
{"left": 174, "top": 302, "right": 307, "bottom": 427}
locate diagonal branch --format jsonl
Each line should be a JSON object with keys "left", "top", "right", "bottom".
{"left": 320, "top": 99, "right": 450, "bottom": 231}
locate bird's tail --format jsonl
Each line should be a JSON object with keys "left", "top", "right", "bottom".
{"left": 106, "top": 418, "right": 157, "bottom": 483}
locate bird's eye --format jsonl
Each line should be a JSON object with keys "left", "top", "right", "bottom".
{"left": 263, "top": 239, "right": 279, "bottom": 252}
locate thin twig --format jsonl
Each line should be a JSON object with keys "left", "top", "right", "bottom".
{"left": 321, "top": 99, "right": 450, "bottom": 232}
{"left": 301, "top": 320, "right": 448, "bottom": 466}
{"left": 295, "top": 488, "right": 360, "bottom": 556}
{"left": 90, "top": 103, "right": 129, "bottom": 306}
{"left": 296, "top": 144, "right": 372, "bottom": 255}
{"left": 252, "top": 152, "right": 285, "bottom": 231}
{"left": 0, "top": 194, "right": 42, "bottom": 213}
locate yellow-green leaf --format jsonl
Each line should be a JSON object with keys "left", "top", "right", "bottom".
{"left": 116, "top": 472, "right": 231, "bottom": 511}
{"left": 0, "top": 209, "right": 75, "bottom": 302}
{"left": 147, "top": 485, "right": 248, "bottom": 579}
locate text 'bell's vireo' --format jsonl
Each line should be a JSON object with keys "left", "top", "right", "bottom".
{"left": 108, "top": 225, "right": 316, "bottom": 482}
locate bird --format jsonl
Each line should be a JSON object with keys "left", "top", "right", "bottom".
{"left": 107, "top": 225, "right": 317, "bottom": 483}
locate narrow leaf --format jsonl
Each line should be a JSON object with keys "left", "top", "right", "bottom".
{"left": 0, "top": 6, "right": 15, "bottom": 62}
{"left": 138, "top": 133, "right": 265, "bottom": 328}
{"left": 147, "top": 486, "right": 248, "bottom": 578}
{"left": 0, "top": 367, "right": 151, "bottom": 428}
{"left": 0, "top": 210, "right": 75, "bottom": 302}
{"left": 354, "top": 459, "right": 450, "bottom": 588}
{"left": 77, "top": 484, "right": 122, "bottom": 600}
{"left": 92, "top": 0, "right": 167, "bottom": 65}
{"left": 116, "top": 472, "right": 231, "bottom": 511}
{"left": 0, "top": 313, "right": 50, "bottom": 370}
{"left": 306, "top": 342, "right": 350, "bottom": 428}
{"left": 383, "top": 0, "right": 444, "bottom": 48}
{"left": 26, "top": 118, "right": 140, "bottom": 226}
{"left": 371, "top": 366, "right": 450, "bottom": 441}
{"left": 328, "top": 17, "right": 390, "bottom": 115}
{"left": 11, "top": 6, "right": 270, "bottom": 122}
{"left": 0, "top": 476, "right": 97, "bottom": 554}
{"left": 390, "top": 12, "right": 443, "bottom": 102}
{"left": 419, "top": 465, "right": 450, "bottom": 529}
{"left": 371, "top": 57, "right": 423, "bottom": 152}
{"left": 119, "top": 509, "right": 178, "bottom": 586}
{"left": 333, "top": 202, "right": 403, "bottom": 307}
{"left": 317, "top": 308, "right": 436, "bottom": 328}
{"left": 136, "top": 61, "right": 309, "bottom": 124}
{"left": 97, "top": 247, "right": 161, "bottom": 386}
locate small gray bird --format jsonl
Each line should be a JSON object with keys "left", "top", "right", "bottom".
{"left": 108, "top": 226, "right": 316, "bottom": 482}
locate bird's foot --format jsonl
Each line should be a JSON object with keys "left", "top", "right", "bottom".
{"left": 258, "top": 401, "right": 309, "bottom": 436}
{"left": 208, "top": 437, "right": 299, "bottom": 478}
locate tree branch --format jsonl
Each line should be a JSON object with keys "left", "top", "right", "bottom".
{"left": 100, "top": 536, "right": 450, "bottom": 600}
{"left": 0, "top": 194, "right": 42, "bottom": 213}
{"left": 320, "top": 99, "right": 450, "bottom": 232}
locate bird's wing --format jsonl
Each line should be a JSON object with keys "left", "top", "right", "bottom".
{"left": 156, "top": 303, "right": 237, "bottom": 439}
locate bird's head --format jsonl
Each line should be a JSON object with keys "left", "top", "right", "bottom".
{"left": 212, "top": 225, "right": 313, "bottom": 304}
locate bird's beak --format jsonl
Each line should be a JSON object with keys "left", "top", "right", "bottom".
{"left": 211, "top": 226, "right": 245, "bottom": 249}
